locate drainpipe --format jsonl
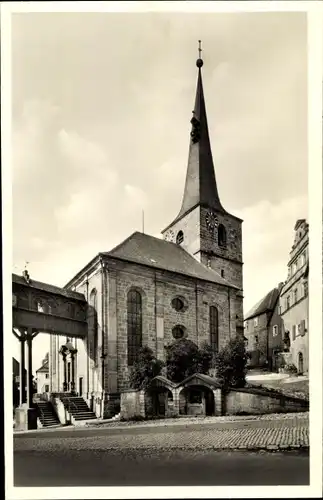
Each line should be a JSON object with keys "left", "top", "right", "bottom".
{"left": 228, "top": 289, "right": 231, "bottom": 338}
{"left": 100, "top": 256, "right": 107, "bottom": 417}
{"left": 85, "top": 275, "right": 89, "bottom": 399}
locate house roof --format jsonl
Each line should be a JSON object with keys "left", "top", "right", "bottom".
{"left": 36, "top": 358, "right": 49, "bottom": 373}
{"left": 149, "top": 373, "right": 221, "bottom": 389}
{"left": 13, "top": 273, "right": 85, "bottom": 302}
{"left": 103, "top": 231, "right": 238, "bottom": 289}
{"left": 245, "top": 284, "right": 282, "bottom": 321}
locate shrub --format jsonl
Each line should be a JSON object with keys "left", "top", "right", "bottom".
{"left": 165, "top": 339, "right": 213, "bottom": 383}
{"left": 129, "top": 346, "right": 164, "bottom": 390}
{"left": 215, "top": 335, "right": 248, "bottom": 389}
{"left": 284, "top": 363, "right": 298, "bottom": 375}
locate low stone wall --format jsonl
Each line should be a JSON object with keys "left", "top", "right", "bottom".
{"left": 120, "top": 390, "right": 145, "bottom": 420}
{"left": 224, "top": 387, "right": 309, "bottom": 416}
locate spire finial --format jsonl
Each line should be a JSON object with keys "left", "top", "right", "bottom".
{"left": 196, "top": 40, "right": 203, "bottom": 68}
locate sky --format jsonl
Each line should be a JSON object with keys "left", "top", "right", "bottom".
{"left": 11, "top": 11, "right": 308, "bottom": 372}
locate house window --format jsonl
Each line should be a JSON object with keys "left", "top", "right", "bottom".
{"left": 172, "top": 325, "right": 185, "bottom": 339}
{"left": 210, "top": 306, "right": 219, "bottom": 354}
{"left": 294, "top": 288, "right": 298, "bottom": 303}
{"left": 278, "top": 305, "right": 282, "bottom": 315}
{"left": 127, "top": 289, "right": 142, "bottom": 366}
{"left": 244, "top": 321, "right": 248, "bottom": 331}
{"left": 292, "top": 263, "right": 297, "bottom": 275}
{"left": 255, "top": 335, "right": 259, "bottom": 345}
{"left": 45, "top": 385, "right": 49, "bottom": 392}
{"left": 218, "top": 224, "right": 227, "bottom": 247}
{"left": 273, "top": 325, "right": 278, "bottom": 337}
{"left": 45, "top": 373, "right": 49, "bottom": 379}
{"left": 301, "top": 252, "right": 306, "bottom": 267}
{"left": 254, "top": 317, "right": 258, "bottom": 327}
{"left": 286, "top": 296, "right": 290, "bottom": 309}
{"left": 176, "top": 230, "right": 184, "bottom": 245}
{"left": 221, "top": 270, "right": 225, "bottom": 278}
{"left": 292, "top": 325, "right": 296, "bottom": 341}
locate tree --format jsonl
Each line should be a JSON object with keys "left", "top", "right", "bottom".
{"left": 129, "top": 346, "right": 164, "bottom": 390}
{"left": 165, "top": 339, "right": 213, "bottom": 383}
{"left": 215, "top": 335, "right": 248, "bottom": 389}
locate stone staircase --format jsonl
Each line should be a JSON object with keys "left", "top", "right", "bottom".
{"left": 35, "top": 400, "right": 61, "bottom": 427}
{"left": 59, "top": 395, "right": 97, "bottom": 422}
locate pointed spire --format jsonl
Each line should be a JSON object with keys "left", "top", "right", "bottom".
{"left": 171, "top": 41, "right": 224, "bottom": 225}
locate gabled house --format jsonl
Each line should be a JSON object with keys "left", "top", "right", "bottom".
{"left": 244, "top": 283, "right": 284, "bottom": 370}
{"left": 36, "top": 353, "right": 50, "bottom": 394}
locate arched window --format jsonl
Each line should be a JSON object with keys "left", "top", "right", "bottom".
{"left": 127, "top": 289, "right": 142, "bottom": 366}
{"left": 172, "top": 325, "right": 185, "bottom": 339}
{"left": 176, "top": 230, "right": 184, "bottom": 245}
{"left": 210, "top": 306, "right": 219, "bottom": 354}
{"left": 218, "top": 224, "right": 227, "bottom": 247}
{"left": 89, "top": 288, "right": 98, "bottom": 364}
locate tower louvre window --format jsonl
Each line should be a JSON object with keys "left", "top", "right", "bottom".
{"left": 127, "top": 289, "right": 142, "bottom": 366}
{"left": 218, "top": 224, "right": 227, "bottom": 247}
{"left": 176, "top": 230, "right": 184, "bottom": 245}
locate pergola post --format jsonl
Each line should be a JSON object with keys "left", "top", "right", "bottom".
{"left": 19, "top": 332, "right": 26, "bottom": 405}
{"left": 26, "top": 330, "right": 33, "bottom": 408}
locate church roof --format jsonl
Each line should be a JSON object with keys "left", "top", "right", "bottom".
{"left": 104, "top": 231, "right": 238, "bottom": 289}
{"left": 244, "top": 284, "right": 283, "bottom": 321}
{"left": 12, "top": 273, "right": 85, "bottom": 302}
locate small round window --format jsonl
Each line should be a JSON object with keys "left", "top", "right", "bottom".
{"left": 172, "top": 297, "right": 184, "bottom": 311}
{"left": 172, "top": 325, "right": 185, "bottom": 339}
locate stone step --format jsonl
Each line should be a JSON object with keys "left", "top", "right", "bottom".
{"left": 73, "top": 414, "right": 97, "bottom": 420}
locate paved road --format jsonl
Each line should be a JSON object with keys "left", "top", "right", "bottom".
{"left": 14, "top": 415, "right": 309, "bottom": 486}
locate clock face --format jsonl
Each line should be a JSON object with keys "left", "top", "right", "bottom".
{"left": 205, "top": 211, "right": 218, "bottom": 231}
{"left": 164, "top": 229, "right": 175, "bottom": 242}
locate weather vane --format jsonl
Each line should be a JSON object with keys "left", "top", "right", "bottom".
{"left": 196, "top": 40, "right": 203, "bottom": 68}
{"left": 198, "top": 40, "right": 202, "bottom": 59}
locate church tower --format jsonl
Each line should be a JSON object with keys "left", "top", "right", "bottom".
{"left": 161, "top": 43, "right": 243, "bottom": 292}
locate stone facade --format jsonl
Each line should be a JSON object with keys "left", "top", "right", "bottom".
{"left": 49, "top": 255, "right": 243, "bottom": 416}
{"left": 280, "top": 220, "right": 309, "bottom": 374}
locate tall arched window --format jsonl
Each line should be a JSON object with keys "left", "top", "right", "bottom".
{"left": 89, "top": 288, "right": 98, "bottom": 364}
{"left": 210, "top": 306, "right": 219, "bottom": 354}
{"left": 218, "top": 224, "right": 227, "bottom": 247}
{"left": 127, "top": 289, "right": 142, "bottom": 366}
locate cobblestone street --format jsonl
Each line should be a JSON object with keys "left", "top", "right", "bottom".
{"left": 14, "top": 413, "right": 309, "bottom": 486}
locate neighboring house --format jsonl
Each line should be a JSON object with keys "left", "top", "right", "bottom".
{"left": 12, "top": 357, "right": 27, "bottom": 385}
{"left": 279, "top": 219, "right": 309, "bottom": 374}
{"left": 36, "top": 353, "right": 50, "bottom": 394}
{"left": 12, "top": 357, "right": 27, "bottom": 407}
{"left": 244, "top": 283, "right": 284, "bottom": 370}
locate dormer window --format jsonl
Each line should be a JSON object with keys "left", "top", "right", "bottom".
{"left": 176, "top": 230, "right": 184, "bottom": 245}
{"left": 218, "top": 224, "right": 227, "bottom": 247}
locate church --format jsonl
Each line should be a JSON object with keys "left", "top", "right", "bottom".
{"left": 49, "top": 49, "right": 244, "bottom": 418}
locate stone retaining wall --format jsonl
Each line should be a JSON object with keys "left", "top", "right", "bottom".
{"left": 224, "top": 387, "right": 309, "bottom": 416}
